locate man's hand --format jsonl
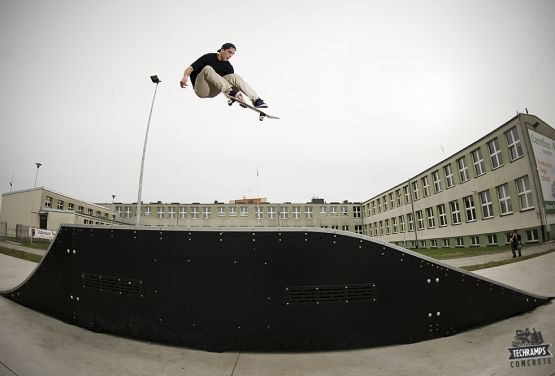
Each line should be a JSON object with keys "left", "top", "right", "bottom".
{"left": 180, "top": 66, "right": 194, "bottom": 88}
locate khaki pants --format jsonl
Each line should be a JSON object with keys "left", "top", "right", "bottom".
{"left": 194, "top": 66, "right": 259, "bottom": 102}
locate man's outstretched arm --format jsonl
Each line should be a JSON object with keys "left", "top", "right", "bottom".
{"left": 180, "top": 66, "right": 193, "bottom": 88}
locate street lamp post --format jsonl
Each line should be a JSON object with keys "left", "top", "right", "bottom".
{"left": 136, "top": 75, "right": 161, "bottom": 226}
{"left": 30, "top": 162, "right": 42, "bottom": 244}
{"left": 34, "top": 163, "right": 42, "bottom": 188}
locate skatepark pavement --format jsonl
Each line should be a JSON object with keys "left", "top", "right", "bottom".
{"left": 0, "top": 245, "right": 554, "bottom": 375}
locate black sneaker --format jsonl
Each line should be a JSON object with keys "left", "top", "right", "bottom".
{"left": 253, "top": 98, "right": 268, "bottom": 108}
{"left": 227, "top": 89, "right": 238, "bottom": 98}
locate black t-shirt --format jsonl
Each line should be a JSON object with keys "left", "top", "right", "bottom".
{"left": 190, "top": 53, "right": 234, "bottom": 87}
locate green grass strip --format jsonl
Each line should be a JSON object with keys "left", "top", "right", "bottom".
{"left": 0, "top": 246, "right": 42, "bottom": 263}
{"left": 462, "top": 250, "right": 555, "bottom": 271}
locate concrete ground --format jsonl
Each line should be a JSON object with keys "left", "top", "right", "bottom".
{"left": 0, "top": 246, "right": 554, "bottom": 375}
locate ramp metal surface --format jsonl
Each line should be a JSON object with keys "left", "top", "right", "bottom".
{"left": 1, "top": 225, "right": 550, "bottom": 351}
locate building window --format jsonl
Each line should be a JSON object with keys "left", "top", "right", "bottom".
{"left": 412, "top": 181, "right": 420, "bottom": 200}
{"left": 420, "top": 240, "right": 427, "bottom": 248}
{"left": 487, "top": 234, "right": 497, "bottom": 245}
{"left": 497, "top": 183, "right": 513, "bottom": 215}
{"left": 280, "top": 207, "right": 289, "bottom": 219}
{"left": 88, "top": 208, "right": 93, "bottom": 216}
{"left": 432, "top": 170, "right": 442, "bottom": 193}
{"left": 456, "top": 237, "right": 464, "bottom": 247}
{"left": 408, "top": 213, "right": 414, "bottom": 232}
{"left": 217, "top": 207, "right": 225, "bottom": 216}
{"left": 389, "top": 193, "right": 395, "bottom": 209}
{"left": 229, "top": 207, "right": 237, "bottom": 217}
{"left": 203, "top": 207, "right": 211, "bottom": 219}
{"left": 168, "top": 207, "right": 176, "bottom": 219}
{"left": 385, "top": 219, "right": 390, "bottom": 234}
{"left": 293, "top": 206, "right": 301, "bottom": 219}
{"left": 377, "top": 198, "right": 382, "bottom": 213}
{"left": 396, "top": 189, "right": 402, "bottom": 206}
{"left": 416, "top": 210, "right": 425, "bottom": 230}
{"left": 68, "top": 203, "right": 74, "bottom": 211}
{"left": 457, "top": 157, "right": 469, "bottom": 182}
{"left": 157, "top": 207, "right": 164, "bottom": 219}
{"left": 526, "top": 229, "right": 539, "bottom": 242}
{"left": 505, "top": 126, "right": 523, "bottom": 160}
{"left": 179, "top": 207, "right": 187, "bottom": 219}
{"left": 444, "top": 164, "right": 455, "bottom": 188}
{"left": 341, "top": 206, "right": 348, "bottom": 216}
{"left": 320, "top": 206, "right": 327, "bottom": 215}
{"left": 57, "top": 200, "right": 64, "bottom": 210}
{"left": 426, "top": 207, "right": 435, "bottom": 228}
{"left": 332, "top": 225, "right": 339, "bottom": 230}
{"left": 115, "top": 206, "right": 121, "bottom": 215}
{"left": 240, "top": 206, "right": 248, "bottom": 217}
{"left": 305, "top": 206, "right": 313, "bottom": 219}
{"left": 268, "top": 206, "right": 276, "bottom": 219}
{"left": 342, "top": 225, "right": 349, "bottom": 232}
{"left": 437, "top": 204, "right": 447, "bottom": 227}
{"left": 383, "top": 196, "right": 388, "bottom": 211}
{"left": 124, "top": 207, "right": 131, "bottom": 218}
{"left": 392, "top": 217, "right": 398, "bottom": 233}
{"left": 516, "top": 175, "right": 534, "bottom": 210}
{"left": 471, "top": 147, "right": 486, "bottom": 176}
{"left": 399, "top": 215, "right": 406, "bottom": 232}
{"left": 355, "top": 225, "right": 363, "bottom": 234}
{"left": 353, "top": 206, "right": 361, "bottom": 218}
{"left": 471, "top": 236, "right": 480, "bottom": 246}
{"left": 487, "top": 138, "right": 504, "bottom": 169}
{"left": 330, "top": 206, "right": 338, "bottom": 215}
{"left": 45, "top": 196, "right": 52, "bottom": 208}
{"left": 479, "top": 190, "right": 494, "bottom": 219}
{"left": 449, "top": 200, "right": 461, "bottom": 224}
{"left": 430, "top": 239, "right": 438, "bottom": 248}
{"left": 255, "top": 206, "right": 264, "bottom": 219}
{"left": 191, "top": 207, "right": 199, "bottom": 219}
{"left": 145, "top": 207, "right": 152, "bottom": 216}
{"left": 403, "top": 185, "right": 411, "bottom": 204}
{"left": 442, "top": 239, "right": 450, "bottom": 248}
{"left": 464, "top": 195, "right": 477, "bottom": 222}
{"left": 422, "top": 176, "right": 431, "bottom": 197}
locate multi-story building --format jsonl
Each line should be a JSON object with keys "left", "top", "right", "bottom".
{"left": 362, "top": 113, "right": 555, "bottom": 248}
{"left": 0, "top": 187, "right": 117, "bottom": 238}
{"left": 2, "top": 113, "right": 553, "bottom": 248}
{"left": 101, "top": 198, "right": 364, "bottom": 233}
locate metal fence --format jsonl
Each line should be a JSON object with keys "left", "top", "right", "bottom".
{"left": 15, "top": 224, "right": 30, "bottom": 242}
{"left": 0, "top": 221, "right": 6, "bottom": 240}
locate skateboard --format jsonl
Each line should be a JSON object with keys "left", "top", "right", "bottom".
{"left": 224, "top": 93, "right": 279, "bottom": 121}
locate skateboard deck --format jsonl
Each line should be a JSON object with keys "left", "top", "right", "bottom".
{"left": 224, "top": 93, "right": 279, "bottom": 121}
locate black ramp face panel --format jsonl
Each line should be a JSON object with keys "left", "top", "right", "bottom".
{"left": 1, "top": 225, "right": 550, "bottom": 351}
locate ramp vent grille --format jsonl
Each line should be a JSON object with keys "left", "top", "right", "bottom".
{"left": 285, "top": 283, "right": 376, "bottom": 305}
{"left": 82, "top": 272, "right": 144, "bottom": 296}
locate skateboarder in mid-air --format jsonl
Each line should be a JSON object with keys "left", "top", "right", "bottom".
{"left": 179, "top": 43, "right": 268, "bottom": 108}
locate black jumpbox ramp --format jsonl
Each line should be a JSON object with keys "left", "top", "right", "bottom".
{"left": 1, "top": 225, "right": 550, "bottom": 351}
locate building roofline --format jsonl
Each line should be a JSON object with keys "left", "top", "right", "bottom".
{"left": 363, "top": 113, "right": 552, "bottom": 203}
{"left": 2, "top": 187, "right": 114, "bottom": 212}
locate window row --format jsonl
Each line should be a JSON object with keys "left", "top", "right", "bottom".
{"left": 119, "top": 205, "right": 362, "bottom": 220}
{"left": 366, "top": 176, "right": 534, "bottom": 236}
{"left": 365, "top": 126, "right": 525, "bottom": 216}
{"left": 395, "top": 229, "right": 539, "bottom": 249}
{"left": 43, "top": 196, "right": 113, "bottom": 219}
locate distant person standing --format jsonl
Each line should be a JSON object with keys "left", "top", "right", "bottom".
{"left": 510, "top": 230, "right": 522, "bottom": 257}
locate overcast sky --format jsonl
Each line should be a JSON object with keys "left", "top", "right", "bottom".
{"left": 1, "top": 0, "right": 554, "bottom": 206}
